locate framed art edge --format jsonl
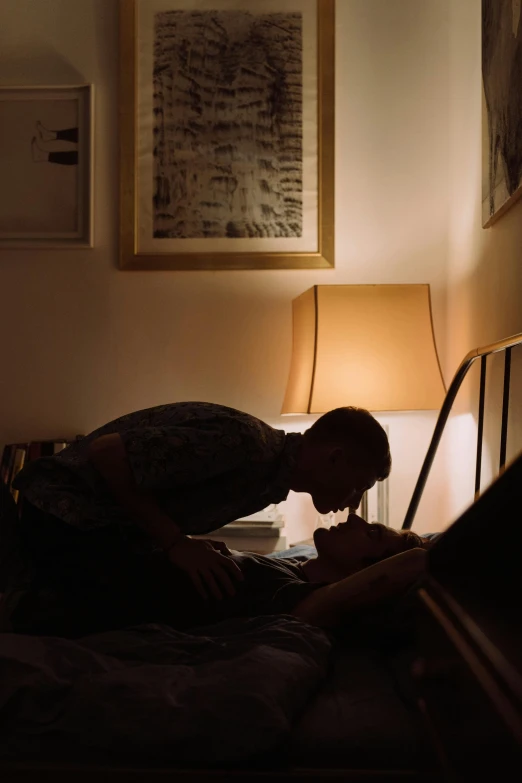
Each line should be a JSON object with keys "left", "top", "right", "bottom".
{"left": 482, "top": 183, "right": 522, "bottom": 228}
{"left": 0, "top": 83, "right": 95, "bottom": 249}
{"left": 68, "top": 83, "right": 96, "bottom": 248}
{"left": 82, "top": 83, "right": 95, "bottom": 248}
{"left": 118, "top": 0, "right": 335, "bottom": 271}
{"left": 120, "top": 252, "right": 334, "bottom": 271}
{"left": 317, "top": 0, "right": 335, "bottom": 269}
{"left": 119, "top": 0, "right": 137, "bottom": 268}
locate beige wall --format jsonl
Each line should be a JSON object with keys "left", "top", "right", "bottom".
{"left": 0, "top": 0, "right": 453, "bottom": 541}
{"left": 441, "top": 0, "right": 522, "bottom": 523}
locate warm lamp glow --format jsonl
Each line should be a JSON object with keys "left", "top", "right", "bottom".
{"left": 282, "top": 285, "right": 446, "bottom": 414}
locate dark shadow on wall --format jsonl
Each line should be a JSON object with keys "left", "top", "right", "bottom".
{"left": 0, "top": 49, "right": 83, "bottom": 86}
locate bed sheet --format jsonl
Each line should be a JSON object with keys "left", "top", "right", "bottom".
{"left": 286, "top": 639, "right": 426, "bottom": 769}
{"left": 0, "top": 616, "right": 330, "bottom": 767}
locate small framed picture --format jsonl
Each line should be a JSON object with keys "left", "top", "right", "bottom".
{"left": 0, "top": 84, "right": 94, "bottom": 247}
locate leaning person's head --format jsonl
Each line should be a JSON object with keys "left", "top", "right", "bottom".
{"left": 293, "top": 407, "right": 391, "bottom": 516}
{"left": 309, "top": 514, "right": 431, "bottom": 582}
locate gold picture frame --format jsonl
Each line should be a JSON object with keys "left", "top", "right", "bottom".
{"left": 119, "top": 0, "right": 334, "bottom": 270}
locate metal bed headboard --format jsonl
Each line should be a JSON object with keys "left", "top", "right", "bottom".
{"left": 402, "top": 332, "right": 522, "bottom": 531}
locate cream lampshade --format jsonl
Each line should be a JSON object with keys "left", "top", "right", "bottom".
{"left": 282, "top": 284, "right": 446, "bottom": 414}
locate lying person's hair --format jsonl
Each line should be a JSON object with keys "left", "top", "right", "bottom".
{"left": 358, "top": 528, "right": 432, "bottom": 570}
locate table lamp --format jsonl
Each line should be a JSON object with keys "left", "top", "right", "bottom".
{"left": 281, "top": 284, "right": 446, "bottom": 524}
{"left": 282, "top": 284, "right": 446, "bottom": 414}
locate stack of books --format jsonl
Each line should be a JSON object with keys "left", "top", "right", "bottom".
{"left": 195, "top": 506, "right": 287, "bottom": 554}
{"left": 0, "top": 439, "right": 75, "bottom": 504}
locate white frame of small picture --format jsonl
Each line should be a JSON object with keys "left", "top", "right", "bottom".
{"left": 0, "top": 84, "right": 94, "bottom": 248}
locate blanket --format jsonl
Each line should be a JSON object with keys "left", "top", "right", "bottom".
{"left": 0, "top": 615, "right": 330, "bottom": 766}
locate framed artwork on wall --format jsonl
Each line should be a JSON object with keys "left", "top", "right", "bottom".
{"left": 0, "top": 85, "right": 94, "bottom": 248}
{"left": 119, "top": 0, "right": 334, "bottom": 270}
{"left": 482, "top": 0, "right": 522, "bottom": 227}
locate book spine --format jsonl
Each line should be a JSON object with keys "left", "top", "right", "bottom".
{"left": 41, "top": 442, "right": 55, "bottom": 457}
{"left": 1, "top": 437, "right": 78, "bottom": 505}
{"left": 53, "top": 442, "right": 68, "bottom": 454}
{"left": 10, "top": 446, "right": 27, "bottom": 503}
{"left": 6, "top": 446, "right": 18, "bottom": 487}
{"left": 27, "top": 442, "right": 42, "bottom": 462}
{"left": 217, "top": 526, "right": 285, "bottom": 539}
{"left": 0, "top": 444, "right": 13, "bottom": 485}
{"left": 226, "top": 519, "right": 284, "bottom": 529}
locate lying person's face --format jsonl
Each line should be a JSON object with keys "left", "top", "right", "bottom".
{"left": 313, "top": 514, "right": 424, "bottom": 575}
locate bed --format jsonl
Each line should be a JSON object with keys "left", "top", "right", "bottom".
{"left": 1, "top": 333, "right": 521, "bottom": 782}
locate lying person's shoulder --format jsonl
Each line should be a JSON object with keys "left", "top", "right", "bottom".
{"left": 232, "top": 551, "right": 308, "bottom": 580}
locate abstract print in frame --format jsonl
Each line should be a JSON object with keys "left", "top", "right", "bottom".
{"left": 482, "top": 0, "right": 522, "bottom": 227}
{"left": 120, "top": 0, "right": 334, "bottom": 269}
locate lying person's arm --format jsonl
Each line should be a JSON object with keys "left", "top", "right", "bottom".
{"left": 292, "top": 548, "right": 427, "bottom": 628}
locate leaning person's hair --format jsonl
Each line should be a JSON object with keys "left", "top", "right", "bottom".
{"left": 307, "top": 407, "right": 391, "bottom": 480}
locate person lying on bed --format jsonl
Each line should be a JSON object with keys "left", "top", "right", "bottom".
{"left": 10, "top": 512, "right": 429, "bottom": 638}
{"left": 12, "top": 402, "right": 390, "bottom": 607}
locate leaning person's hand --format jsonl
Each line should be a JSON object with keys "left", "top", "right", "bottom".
{"left": 206, "top": 539, "right": 233, "bottom": 556}
{"left": 166, "top": 536, "right": 243, "bottom": 600}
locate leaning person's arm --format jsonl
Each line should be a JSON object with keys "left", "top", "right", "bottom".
{"left": 292, "top": 549, "right": 427, "bottom": 628}
{"left": 88, "top": 433, "right": 182, "bottom": 549}
{"left": 88, "top": 433, "right": 243, "bottom": 600}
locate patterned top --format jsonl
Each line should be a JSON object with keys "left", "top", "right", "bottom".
{"left": 14, "top": 402, "right": 303, "bottom": 537}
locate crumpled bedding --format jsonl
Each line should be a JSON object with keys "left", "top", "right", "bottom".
{"left": 0, "top": 615, "right": 331, "bottom": 766}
